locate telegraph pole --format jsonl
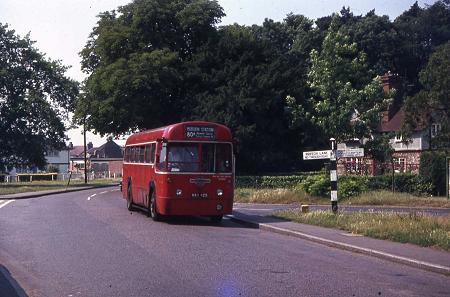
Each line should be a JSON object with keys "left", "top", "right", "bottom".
{"left": 83, "top": 119, "right": 87, "bottom": 184}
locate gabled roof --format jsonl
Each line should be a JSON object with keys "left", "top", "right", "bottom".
{"left": 70, "top": 146, "right": 85, "bottom": 157}
{"left": 378, "top": 109, "right": 405, "bottom": 132}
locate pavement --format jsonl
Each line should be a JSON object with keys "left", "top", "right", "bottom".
{"left": 230, "top": 203, "right": 450, "bottom": 276}
{"left": 1, "top": 187, "right": 450, "bottom": 278}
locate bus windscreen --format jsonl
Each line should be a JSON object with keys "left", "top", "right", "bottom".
{"left": 163, "top": 143, "right": 232, "bottom": 173}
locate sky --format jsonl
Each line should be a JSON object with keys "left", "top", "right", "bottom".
{"left": 0, "top": 0, "right": 437, "bottom": 147}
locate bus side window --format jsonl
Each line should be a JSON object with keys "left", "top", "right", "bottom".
{"left": 158, "top": 145, "right": 167, "bottom": 171}
{"left": 144, "top": 145, "right": 151, "bottom": 163}
{"left": 131, "top": 147, "right": 135, "bottom": 163}
{"left": 150, "top": 143, "right": 156, "bottom": 163}
{"left": 139, "top": 146, "right": 145, "bottom": 163}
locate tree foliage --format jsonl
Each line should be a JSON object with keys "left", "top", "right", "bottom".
{"left": 404, "top": 41, "right": 450, "bottom": 149}
{"left": 77, "top": 0, "right": 450, "bottom": 173}
{"left": 77, "top": 0, "right": 224, "bottom": 134}
{"left": 307, "top": 18, "right": 389, "bottom": 141}
{"left": 0, "top": 24, "right": 78, "bottom": 170}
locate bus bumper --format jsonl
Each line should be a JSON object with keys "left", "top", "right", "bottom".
{"left": 157, "top": 197, "right": 233, "bottom": 216}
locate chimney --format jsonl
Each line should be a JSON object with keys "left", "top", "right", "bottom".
{"left": 87, "top": 142, "right": 93, "bottom": 150}
{"left": 381, "top": 72, "right": 402, "bottom": 122}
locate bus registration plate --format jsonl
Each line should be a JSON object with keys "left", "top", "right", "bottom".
{"left": 192, "top": 193, "right": 208, "bottom": 199}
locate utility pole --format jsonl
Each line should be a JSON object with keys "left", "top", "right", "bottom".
{"left": 83, "top": 119, "right": 87, "bottom": 184}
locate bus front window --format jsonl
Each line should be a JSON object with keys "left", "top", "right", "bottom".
{"left": 167, "top": 144, "right": 199, "bottom": 172}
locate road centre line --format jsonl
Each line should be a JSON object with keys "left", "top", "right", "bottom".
{"left": 87, "top": 189, "right": 119, "bottom": 200}
{"left": 0, "top": 200, "right": 15, "bottom": 209}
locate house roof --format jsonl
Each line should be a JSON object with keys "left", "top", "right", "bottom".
{"left": 70, "top": 146, "right": 85, "bottom": 157}
{"left": 88, "top": 140, "right": 123, "bottom": 159}
{"left": 378, "top": 109, "right": 405, "bottom": 132}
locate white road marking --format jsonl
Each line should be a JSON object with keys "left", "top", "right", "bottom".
{"left": 87, "top": 189, "right": 119, "bottom": 200}
{"left": 0, "top": 200, "right": 15, "bottom": 209}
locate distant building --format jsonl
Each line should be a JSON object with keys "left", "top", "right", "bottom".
{"left": 70, "top": 139, "right": 123, "bottom": 177}
{"left": 45, "top": 148, "right": 70, "bottom": 173}
{"left": 338, "top": 72, "right": 443, "bottom": 176}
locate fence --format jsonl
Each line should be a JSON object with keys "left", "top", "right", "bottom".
{"left": 1, "top": 172, "right": 122, "bottom": 183}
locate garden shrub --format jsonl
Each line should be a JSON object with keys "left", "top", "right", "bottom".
{"left": 419, "top": 151, "right": 447, "bottom": 196}
{"left": 301, "top": 174, "right": 329, "bottom": 197}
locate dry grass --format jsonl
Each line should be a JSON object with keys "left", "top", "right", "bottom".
{"left": 275, "top": 209, "right": 450, "bottom": 251}
{"left": 0, "top": 179, "right": 120, "bottom": 195}
{"left": 234, "top": 187, "right": 450, "bottom": 208}
{"left": 234, "top": 187, "right": 328, "bottom": 204}
{"left": 344, "top": 190, "right": 450, "bottom": 207}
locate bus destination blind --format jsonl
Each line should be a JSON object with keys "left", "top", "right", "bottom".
{"left": 185, "top": 125, "right": 215, "bottom": 139}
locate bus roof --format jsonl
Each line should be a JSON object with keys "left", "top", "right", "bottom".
{"left": 125, "top": 121, "right": 232, "bottom": 146}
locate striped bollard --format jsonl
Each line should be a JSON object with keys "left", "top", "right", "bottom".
{"left": 330, "top": 138, "right": 338, "bottom": 213}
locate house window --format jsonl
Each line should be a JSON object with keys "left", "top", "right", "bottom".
{"left": 47, "top": 150, "right": 59, "bottom": 157}
{"left": 431, "top": 123, "right": 441, "bottom": 138}
{"left": 395, "top": 158, "right": 406, "bottom": 173}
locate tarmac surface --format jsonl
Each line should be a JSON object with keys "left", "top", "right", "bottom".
{"left": 0, "top": 187, "right": 449, "bottom": 296}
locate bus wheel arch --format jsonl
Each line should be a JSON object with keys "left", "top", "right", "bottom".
{"left": 127, "top": 178, "right": 133, "bottom": 211}
{"left": 149, "top": 183, "right": 161, "bottom": 221}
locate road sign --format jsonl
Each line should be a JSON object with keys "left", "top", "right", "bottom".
{"left": 336, "top": 148, "right": 364, "bottom": 158}
{"left": 303, "top": 150, "right": 331, "bottom": 160}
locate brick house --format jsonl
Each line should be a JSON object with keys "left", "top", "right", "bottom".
{"left": 338, "top": 73, "right": 442, "bottom": 176}
{"left": 70, "top": 139, "right": 123, "bottom": 177}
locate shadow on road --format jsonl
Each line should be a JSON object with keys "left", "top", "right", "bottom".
{"left": 162, "top": 215, "right": 254, "bottom": 228}
{"left": 0, "top": 265, "right": 28, "bottom": 297}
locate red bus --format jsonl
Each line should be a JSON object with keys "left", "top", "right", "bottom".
{"left": 122, "top": 121, "right": 234, "bottom": 222}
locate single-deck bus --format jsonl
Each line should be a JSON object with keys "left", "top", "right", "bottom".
{"left": 122, "top": 121, "right": 234, "bottom": 222}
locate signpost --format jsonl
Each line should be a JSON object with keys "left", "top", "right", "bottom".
{"left": 303, "top": 150, "right": 331, "bottom": 160}
{"left": 303, "top": 144, "right": 365, "bottom": 213}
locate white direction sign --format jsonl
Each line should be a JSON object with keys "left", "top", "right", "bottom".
{"left": 336, "top": 148, "right": 364, "bottom": 158}
{"left": 303, "top": 150, "right": 331, "bottom": 160}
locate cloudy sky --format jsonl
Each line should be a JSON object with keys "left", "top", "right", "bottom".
{"left": 0, "top": 0, "right": 436, "bottom": 146}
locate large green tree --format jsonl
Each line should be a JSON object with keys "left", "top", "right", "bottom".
{"left": 77, "top": 0, "right": 224, "bottom": 135}
{"left": 393, "top": 0, "right": 450, "bottom": 94}
{"left": 0, "top": 24, "right": 78, "bottom": 171}
{"left": 306, "top": 18, "right": 389, "bottom": 141}
{"left": 404, "top": 41, "right": 450, "bottom": 149}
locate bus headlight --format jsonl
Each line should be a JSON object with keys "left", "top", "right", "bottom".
{"left": 217, "top": 189, "right": 223, "bottom": 196}
{"left": 176, "top": 189, "right": 182, "bottom": 196}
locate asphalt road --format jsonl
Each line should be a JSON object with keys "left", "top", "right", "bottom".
{"left": 0, "top": 188, "right": 449, "bottom": 297}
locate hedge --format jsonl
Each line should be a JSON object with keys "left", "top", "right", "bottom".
{"left": 236, "top": 172, "right": 321, "bottom": 188}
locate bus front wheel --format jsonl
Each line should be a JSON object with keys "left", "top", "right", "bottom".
{"left": 149, "top": 190, "right": 161, "bottom": 221}
{"left": 127, "top": 183, "right": 134, "bottom": 211}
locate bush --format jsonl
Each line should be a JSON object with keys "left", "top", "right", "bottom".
{"left": 300, "top": 174, "right": 329, "bottom": 197}
{"left": 419, "top": 151, "right": 447, "bottom": 196}
{"left": 47, "top": 164, "right": 59, "bottom": 173}
{"left": 338, "top": 176, "right": 369, "bottom": 199}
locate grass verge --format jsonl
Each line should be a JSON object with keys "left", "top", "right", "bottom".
{"left": 345, "top": 191, "right": 450, "bottom": 207}
{"left": 234, "top": 187, "right": 328, "bottom": 204}
{"left": 234, "top": 188, "right": 450, "bottom": 207}
{"left": 275, "top": 209, "right": 450, "bottom": 251}
{"left": 0, "top": 179, "right": 120, "bottom": 195}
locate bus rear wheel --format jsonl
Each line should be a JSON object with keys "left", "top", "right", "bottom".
{"left": 210, "top": 215, "right": 223, "bottom": 223}
{"left": 150, "top": 190, "right": 161, "bottom": 221}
